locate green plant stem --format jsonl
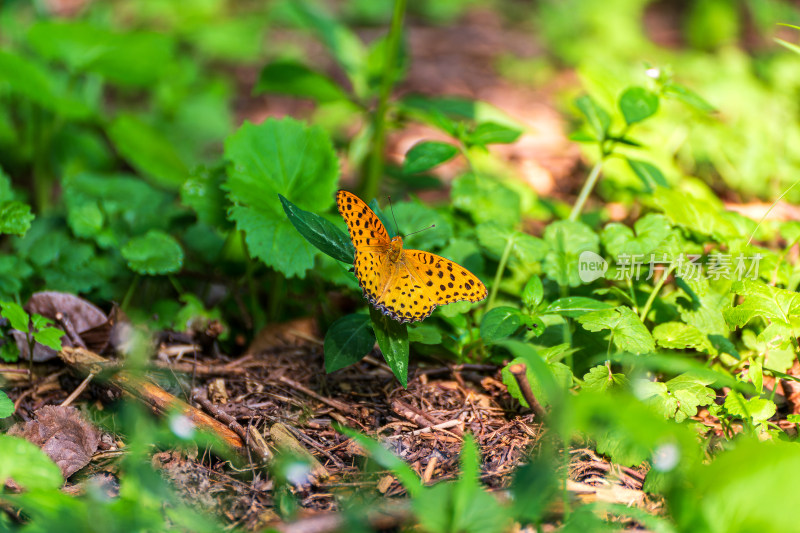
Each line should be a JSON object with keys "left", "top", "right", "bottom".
{"left": 639, "top": 266, "right": 675, "bottom": 321}
{"left": 241, "top": 232, "right": 264, "bottom": 331}
{"left": 121, "top": 274, "right": 140, "bottom": 312}
{"left": 361, "top": 0, "right": 407, "bottom": 201}
{"left": 568, "top": 160, "right": 603, "bottom": 222}
{"left": 486, "top": 236, "right": 514, "bottom": 311}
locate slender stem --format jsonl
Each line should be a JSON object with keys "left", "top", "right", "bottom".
{"left": 486, "top": 236, "right": 514, "bottom": 311}
{"left": 361, "top": 0, "right": 407, "bottom": 201}
{"left": 639, "top": 266, "right": 675, "bottom": 321}
{"left": 241, "top": 232, "right": 264, "bottom": 331}
{"left": 568, "top": 160, "right": 603, "bottom": 222}
{"left": 121, "top": 274, "right": 140, "bottom": 312}
{"left": 168, "top": 276, "right": 184, "bottom": 296}
{"left": 626, "top": 278, "right": 638, "bottom": 313}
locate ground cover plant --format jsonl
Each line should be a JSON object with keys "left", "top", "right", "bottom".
{"left": 2, "top": 0, "right": 800, "bottom": 531}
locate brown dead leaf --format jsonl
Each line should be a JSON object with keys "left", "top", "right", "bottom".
{"left": 14, "top": 292, "right": 110, "bottom": 362}
{"left": 9, "top": 405, "right": 101, "bottom": 479}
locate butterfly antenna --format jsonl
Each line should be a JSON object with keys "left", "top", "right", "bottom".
{"left": 403, "top": 224, "right": 436, "bottom": 238}
{"left": 387, "top": 195, "right": 401, "bottom": 236}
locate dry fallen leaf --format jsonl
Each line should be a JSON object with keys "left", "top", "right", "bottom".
{"left": 14, "top": 292, "right": 110, "bottom": 362}
{"left": 9, "top": 405, "right": 101, "bottom": 479}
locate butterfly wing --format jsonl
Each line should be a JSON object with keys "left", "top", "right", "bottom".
{"left": 337, "top": 189, "right": 396, "bottom": 307}
{"left": 369, "top": 262, "right": 437, "bottom": 323}
{"left": 403, "top": 250, "right": 488, "bottom": 305}
{"left": 336, "top": 190, "right": 391, "bottom": 250}
{"left": 369, "top": 250, "right": 488, "bottom": 323}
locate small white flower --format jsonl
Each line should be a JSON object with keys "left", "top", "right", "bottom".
{"left": 646, "top": 68, "right": 661, "bottom": 79}
{"left": 285, "top": 462, "right": 312, "bottom": 486}
{"left": 652, "top": 442, "right": 679, "bottom": 472}
{"left": 170, "top": 414, "right": 195, "bottom": 439}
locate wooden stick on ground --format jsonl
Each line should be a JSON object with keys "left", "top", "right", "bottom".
{"left": 59, "top": 346, "right": 245, "bottom": 454}
{"left": 508, "top": 363, "right": 547, "bottom": 418}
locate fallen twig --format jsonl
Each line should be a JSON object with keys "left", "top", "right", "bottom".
{"left": 508, "top": 363, "right": 546, "bottom": 418}
{"left": 59, "top": 347, "right": 245, "bottom": 454}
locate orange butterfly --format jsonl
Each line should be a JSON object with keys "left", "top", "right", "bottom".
{"left": 337, "top": 190, "right": 487, "bottom": 323}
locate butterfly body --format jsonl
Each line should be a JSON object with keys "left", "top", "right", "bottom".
{"left": 337, "top": 190, "right": 487, "bottom": 323}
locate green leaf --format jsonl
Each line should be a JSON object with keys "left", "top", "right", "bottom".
{"left": 662, "top": 82, "right": 715, "bottom": 113}
{"left": 1, "top": 301, "right": 29, "bottom": 333}
{"left": 403, "top": 141, "right": 459, "bottom": 175}
{"left": 0, "top": 390, "right": 13, "bottom": 418}
{"left": 723, "top": 391, "right": 776, "bottom": 424}
{"left": 543, "top": 220, "right": 600, "bottom": 287}
{"left": 369, "top": 307, "right": 409, "bottom": 387}
{"left": 653, "top": 322, "right": 715, "bottom": 354}
{"left": 510, "top": 448, "right": 558, "bottom": 523}
{"left": 224, "top": 118, "right": 339, "bottom": 279}
{"left": 121, "top": 230, "right": 184, "bottom": 275}
{"left": 452, "top": 175, "right": 520, "bottom": 227}
{"left": 290, "top": 1, "right": 367, "bottom": 96}
{"left": 32, "top": 327, "right": 64, "bottom": 352}
{"left": 626, "top": 157, "right": 669, "bottom": 190}
{"left": 463, "top": 122, "right": 522, "bottom": 147}
{"left": 582, "top": 365, "right": 630, "bottom": 392}
{"left": 725, "top": 280, "right": 800, "bottom": 331}
{"left": 618, "top": 87, "right": 659, "bottom": 124}
{"left": 324, "top": 314, "right": 375, "bottom": 373}
{"left": 601, "top": 214, "right": 671, "bottom": 258}
{"left": 676, "top": 277, "right": 729, "bottom": 337}
{"left": 480, "top": 307, "right": 523, "bottom": 343}
{"left": 408, "top": 324, "right": 442, "bottom": 345}
{"left": 574, "top": 94, "right": 610, "bottom": 141}
{"left": 544, "top": 297, "right": 613, "bottom": 318}
{"left": 0, "top": 342, "right": 20, "bottom": 363}
{"left": 254, "top": 61, "right": 350, "bottom": 102}
{"left": 108, "top": 114, "right": 188, "bottom": 190}
{"left": 181, "top": 165, "right": 229, "bottom": 228}
{"left": 522, "top": 276, "right": 544, "bottom": 309}
{"left": 0, "top": 50, "right": 91, "bottom": 118}
{"left": 578, "top": 306, "right": 655, "bottom": 354}
{"left": 653, "top": 187, "right": 739, "bottom": 240}
{"left": 637, "top": 372, "right": 715, "bottom": 422}
{"left": 666, "top": 440, "right": 800, "bottom": 532}
{"left": 28, "top": 20, "right": 175, "bottom": 87}
{"left": 0, "top": 435, "right": 63, "bottom": 490}
{"left": 476, "top": 223, "right": 547, "bottom": 266}
{"left": 391, "top": 201, "right": 453, "bottom": 251}
{"left": 280, "top": 194, "right": 354, "bottom": 264}
{"left": 0, "top": 201, "right": 35, "bottom": 236}
{"left": 499, "top": 346, "right": 571, "bottom": 407}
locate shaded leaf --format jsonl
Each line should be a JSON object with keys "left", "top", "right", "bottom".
{"left": 280, "top": 194, "right": 354, "bottom": 264}
{"left": 107, "top": 114, "right": 188, "bottom": 190}
{"left": 324, "top": 314, "right": 374, "bottom": 373}
{"left": 9, "top": 405, "right": 100, "bottom": 479}
{"left": 121, "top": 230, "right": 184, "bottom": 275}
{"left": 0, "top": 435, "right": 63, "bottom": 490}
{"left": 369, "top": 307, "right": 409, "bottom": 387}
{"left": 403, "top": 141, "right": 459, "bottom": 175}
{"left": 224, "top": 118, "right": 339, "bottom": 278}
{"left": 255, "top": 61, "right": 350, "bottom": 102}
{"left": 480, "top": 307, "right": 523, "bottom": 343}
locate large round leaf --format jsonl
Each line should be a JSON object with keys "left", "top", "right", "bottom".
{"left": 121, "top": 230, "right": 184, "bottom": 275}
